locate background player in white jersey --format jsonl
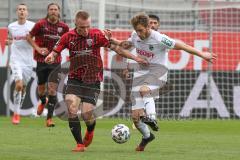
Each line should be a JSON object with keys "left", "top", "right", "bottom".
{"left": 7, "top": 3, "right": 35, "bottom": 124}
{"left": 149, "top": 14, "right": 160, "bottom": 31}
{"left": 106, "top": 13, "right": 216, "bottom": 151}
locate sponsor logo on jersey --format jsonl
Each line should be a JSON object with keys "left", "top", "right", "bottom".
{"left": 13, "top": 36, "right": 27, "bottom": 40}
{"left": 136, "top": 48, "right": 154, "bottom": 58}
{"left": 161, "top": 37, "right": 173, "bottom": 47}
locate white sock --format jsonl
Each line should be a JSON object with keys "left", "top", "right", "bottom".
{"left": 142, "top": 94, "right": 156, "bottom": 120}
{"left": 13, "top": 90, "right": 22, "bottom": 114}
{"left": 136, "top": 121, "right": 150, "bottom": 139}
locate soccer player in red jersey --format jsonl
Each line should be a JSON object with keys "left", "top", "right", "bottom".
{"left": 27, "top": 3, "right": 69, "bottom": 127}
{"left": 45, "top": 10, "right": 148, "bottom": 152}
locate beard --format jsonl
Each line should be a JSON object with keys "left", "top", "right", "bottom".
{"left": 47, "top": 14, "right": 59, "bottom": 22}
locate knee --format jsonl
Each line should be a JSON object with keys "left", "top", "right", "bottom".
{"left": 82, "top": 112, "right": 94, "bottom": 122}
{"left": 15, "top": 84, "right": 23, "bottom": 92}
{"left": 38, "top": 85, "right": 46, "bottom": 95}
{"left": 48, "top": 89, "right": 56, "bottom": 96}
{"left": 15, "top": 80, "right": 23, "bottom": 92}
{"left": 48, "top": 83, "right": 57, "bottom": 95}
{"left": 67, "top": 102, "right": 78, "bottom": 117}
{"left": 139, "top": 85, "right": 151, "bottom": 97}
{"left": 65, "top": 95, "right": 80, "bottom": 117}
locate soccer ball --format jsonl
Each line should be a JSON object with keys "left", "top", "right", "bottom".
{"left": 111, "top": 124, "right": 130, "bottom": 144}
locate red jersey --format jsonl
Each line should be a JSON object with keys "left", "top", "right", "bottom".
{"left": 30, "top": 18, "right": 69, "bottom": 63}
{"left": 53, "top": 28, "right": 110, "bottom": 83}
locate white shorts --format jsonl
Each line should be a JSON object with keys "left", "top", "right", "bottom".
{"left": 10, "top": 62, "right": 33, "bottom": 85}
{"left": 131, "top": 64, "right": 168, "bottom": 110}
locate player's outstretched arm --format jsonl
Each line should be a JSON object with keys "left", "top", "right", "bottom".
{"left": 174, "top": 41, "right": 217, "bottom": 63}
{"left": 110, "top": 44, "right": 148, "bottom": 66}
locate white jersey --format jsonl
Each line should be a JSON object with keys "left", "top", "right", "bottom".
{"left": 128, "top": 30, "right": 176, "bottom": 104}
{"left": 8, "top": 20, "right": 35, "bottom": 67}
{"left": 128, "top": 30, "right": 175, "bottom": 67}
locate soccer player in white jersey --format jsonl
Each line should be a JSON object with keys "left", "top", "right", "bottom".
{"left": 7, "top": 3, "right": 35, "bottom": 124}
{"left": 106, "top": 13, "right": 216, "bottom": 151}
{"left": 131, "top": 14, "right": 161, "bottom": 130}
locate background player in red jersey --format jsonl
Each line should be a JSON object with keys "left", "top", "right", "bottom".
{"left": 27, "top": 3, "right": 69, "bottom": 127}
{"left": 45, "top": 10, "right": 148, "bottom": 152}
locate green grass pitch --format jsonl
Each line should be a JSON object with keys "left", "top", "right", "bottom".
{"left": 0, "top": 117, "right": 240, "bottom": 160}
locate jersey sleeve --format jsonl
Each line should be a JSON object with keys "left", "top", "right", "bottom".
{"left": 29, "top": 21, "right": 41, "bottom": 36}
{"left": 157, "top": 33, "right": 175, "bottom": 49}
{"left": 53, "top": 33, "right": 68, "bottom": 54}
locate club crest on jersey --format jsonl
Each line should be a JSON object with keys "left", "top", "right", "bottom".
{"left": 149, "top": 45, "right": 154, "bottom": 51}
{"left": 44, "top": 27, "right": 49, "bottom": 31}
{"left": 57, "top": 27, "right": 63, "bottom": 33}
{"left": 86, "top": 39, "right": 93, "bottom": 47}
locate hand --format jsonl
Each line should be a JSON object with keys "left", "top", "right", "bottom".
{"left": 103, "top": 29, "right": 112, "bottom": 40}
{"left": 135, "top": 56, "right": 149, "bottom": 66}
{"left": 122, "top": 68, "right": 130, "bottom": 79}
{"left": 45, "top": 52, "right": 55, "bottom": 64}
{"left": 37, "top": 47, "right": 49, "bottom": 56}
{"left": 202, "top": 52, "right": 217, "bottom": 63}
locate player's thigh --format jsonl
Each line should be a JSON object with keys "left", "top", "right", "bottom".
{"left": 65, "top": 94, "right": 81, "bottom": 115}
{"left": 10, "top": 63, "right": 23, "bottom": 82}
{"left": 22, "top": 66, "right": 33, "bottom": 85}
{"left": 81, "top": 102, "right": 94, "bottom": 114}
{"left": 79, "top": 81, "right": 100, "bottom": 106}
{"left": 37, "top": 84, "right": 46, "bottom": 95}
{"left": 130, "top": 91, "right": 145, "bottom": 110}
{"left": 132, "top": 108, "right": 145, "bottom": 122}
{"left": 36, "top": 62, "right": 49, "bottom": 85}
{"left": 47, "top": 63, "right": 60, "bottom": 83}
{"left": 81, "top": 102, "right": 95, "bottom": 121}
{"left": 79, "top": 82, "right": 100, "bottom": 121}
{"left": 48, "top": 82, "right": 58, "bottom": 95}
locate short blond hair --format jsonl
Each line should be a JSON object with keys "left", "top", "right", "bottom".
{"left": 131, "top": 13, "right": 149, "bottom": 29}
